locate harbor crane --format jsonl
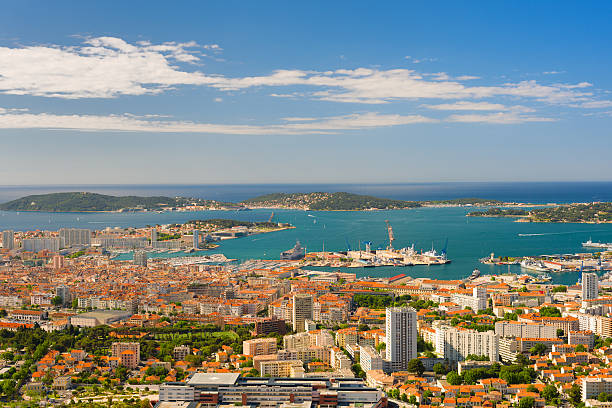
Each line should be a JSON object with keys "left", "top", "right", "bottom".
{"left": 385, "top": 220, "right": 395, "bottom": 250}
{"left": 268, "top": 212, "right": 274, "bottom": 223}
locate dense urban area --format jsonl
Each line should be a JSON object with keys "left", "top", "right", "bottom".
{"left": 1, "top": 223, "right": 612, "bottom": 408}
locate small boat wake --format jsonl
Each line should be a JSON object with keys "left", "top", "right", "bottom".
{"left": 518, "top": 230, "right": 605, "bottom": 237}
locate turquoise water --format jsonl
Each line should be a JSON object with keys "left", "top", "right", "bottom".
{"left": 2, "top": 206, "right": 611, "bottom": 285}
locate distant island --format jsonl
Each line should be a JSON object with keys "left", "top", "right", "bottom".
{"left": 241, "top": 192, "right": 503, "bottom": 211}
{"left": 467, "top": 202, "right": 612, "bottom": 223}
{"left": 0, "top": 192, "right": 237, "bottom": 212}
{"left": 0, "top": 191, "right": 505, "bottom": 213}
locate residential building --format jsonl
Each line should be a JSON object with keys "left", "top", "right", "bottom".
{"left": 451, "top": 286, "right": 488, "bottom": 312}
{"left": 495, "top": 321, "right": 557, "bottom": 339}
{"left": 22, "top": 237, "right": 61, "bottom": 252}
{"left": 292, "top": 294, "right": 313, "bottom": 332}
{"left": 360, "top": 345, "right": 383, "bottom": 373}
{"left": 59, "top": 228, "right": 91, "bottom": 247}
{"left": 133, "top": 250, "right": 148, "bottom": 267}
{"left": 2, "top": 230, "right": 15, "bottom": 250}
{"left": 173, "top": 345, "right": 191, "bottom": 361}
{"left": 243, "top": 338, "right": 278, "bottom": 357}
{"left": 582, "top": 272, "right": 599, "bottom": 300}
{"left": 385, "top": 306, "right": 417, "bottom": 371}
{"left": 435, "top": 325, "right": 498, "bottom": 363}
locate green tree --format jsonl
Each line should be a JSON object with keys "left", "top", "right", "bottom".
{"left": 433, "top": 363, "right": 448, "bottom": 375}
{"left": 556, "top": 329, "right": 564, "bottom": 337}
{"left": 529, "top": 343, "right": 547, "bottom": 355}
{"left": 51, "top": 296, "right": 63, "bottom": 307}
{"left": 407, "top": 358, "right": 425, "bottom": 376}
{"left": 541, "top": 384, "right": 559, "bottom": 402}
{"left": 446, "top": 371, "right": 461, "bottom": 385}
{"left": 575, "top": 344, "right": 587, "bottom": 352}
{"left": 518, "top": 397, "right": 535, "bottom": 408}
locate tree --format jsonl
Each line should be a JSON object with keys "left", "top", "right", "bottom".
{"left": 51, "top": 296, "right": 63, "bottom": 307}
{"left": 447, "top": 371, "right": 461, "bottom": 385}
{"left": 518, "top": 397, "right": 535, "bottom": 408}
{"left": 515, "top": 353, "right": 529, "bottom": 366}
{"left": 433, "top": 363, "right": 448, "bottom": 375}
{"left": 567, "top": 384, "right": 582, "bottom": 405}
{"left": 541, "top": 384, "right": 559, "bottom": 402}
{"left": 539, "top": 306, "right": 562, "bottom": 317}
{"left": 556, "top": 329, "right": 564, "bottom": 337}
{"left": 376, "top": 342, "right": 386, "bottom": 353}
{"left": 408, "top": 395, "right": 418, "bottom": 405}
{"left": 529, "top": 343, "right": 547, "bottom": 355}
{"left": 407, "top": 358, "right": 425, "bottom": 376}
{"left": 575, "top": 344, "right": 587, "bottom": 352}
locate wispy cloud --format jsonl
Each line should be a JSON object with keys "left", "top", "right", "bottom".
{"left": 0, "top": 36, "right": 610, "bottom": 116}
{"left": 447, "top": 112, "right": 555, "bottom": 124}
{"left": 0, "top": 109, "right": 435, "bottom": 134}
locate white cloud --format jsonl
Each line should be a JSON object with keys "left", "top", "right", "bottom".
{"left": 423, "top": 101, "right": 534, "bottom": 112}
{"left": 0, "top": 36, "right": 609, "bottom": 112}
{"left": 447, "top": 112, "right": 555, "bottom": 124}
{"left": 571, "top": 100, "right": 612, "bottom": 108}
{"left": 0, "top": 109, "right": 435, "bottom": 135}
{"left": 0, "top": 37, "right": 219, "bottom": 98}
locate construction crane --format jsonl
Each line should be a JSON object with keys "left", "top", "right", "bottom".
{"left": 385, "top": 220, "right": 395, "bottom": 250}
{"left": 268, "top": 212, "right": 274, "bottom": 223}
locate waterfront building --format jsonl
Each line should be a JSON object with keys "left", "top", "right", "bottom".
{"left": 133, "top": 250, "right": 148, "bottom": 267}
{"left": 385, "top": 306, "right": 417, "bottom": 371}
{"left": 151, "top": 229, "right": 157, "bottom": 244}
{"left": 59, "top": 228, "right": 91, "bottom": 247}
{"left": 582, "top": 272, "right": 599, "bottom": 300}
{"left": 292, "top": 294, "right": 313, "bottom": 332}
{"left": 1, "top": 230, "right": 15, "bottom": 250}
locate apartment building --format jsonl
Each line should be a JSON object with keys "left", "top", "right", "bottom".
{"left": 243, "top": 338, "right": 278, "bottom": 357}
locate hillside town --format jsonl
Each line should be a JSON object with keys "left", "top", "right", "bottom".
{"left": 1, "top": 228, "right": 612, "bottom": 408}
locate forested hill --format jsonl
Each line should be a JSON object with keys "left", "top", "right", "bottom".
{"left": 0, "top": 192, "right": 194, "bottom": 212}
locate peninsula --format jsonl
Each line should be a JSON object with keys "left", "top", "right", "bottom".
{"left": 0, "top": 192, "right": 239, "bottom": 212}
{"left": 467, "top": 202, "right": 612, "bottom": 223}
{"left": 0, "top": 191, "right": 505, "bottom": 212}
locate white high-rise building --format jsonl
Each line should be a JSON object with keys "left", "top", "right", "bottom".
{"left": 59, "top": 228, "right": 91, "bottom": 247}
{"left": 451, "top": 286, "right": 488, "bottom": 312}
{"left": 292, "top": 294, "right": 313, "bottom": 332}
{"left": 2, "top": 230, "right": 15, "bottom": 250}
{"left": 582, "top": 272, "right": 599, "bottom": 300}
{"left": 435, "top": 325, "right": 498, "bottom": 363}
{"left": 22, "top": 238, "right": 61, "bottom": 252}
{"left": 385, "top": 307, "right": 417, "bottom": 372}
{"left": 151, "top": 229, "right": 157, "bottom": 244}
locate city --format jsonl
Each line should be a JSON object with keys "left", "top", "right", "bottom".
{"left": 1, "top": 1, "right": 612, "bottom": 408}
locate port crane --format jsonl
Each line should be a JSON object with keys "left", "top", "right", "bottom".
{"left": 268, "top": 212, "right": 274, "bottom": 223}
{"left": 385, "top": 220, "right": 395, "bottom": 250}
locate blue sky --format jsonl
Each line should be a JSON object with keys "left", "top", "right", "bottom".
{"left": 0, "top": 1, "right": 611, "bottom": 184}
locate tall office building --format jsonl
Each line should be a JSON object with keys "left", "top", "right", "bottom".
{"left": 582, "top": 272, "right": 599, "bottom": 300}
{"left": 59, "top": 228, "right": 91, "bottom": 247}
{"left": 385, "top": 307, "right": 417, "bottom": 372}
{"left": 133, "top": 251, "right": 148, "bottom": 267}
{"left": 1, "top": 230, "right": 15, "bottom": 250}
{"left": 193, "top": 230, "right": 199, "bottom": 249}
{"left": 292, "top": 294, "right": 313, "bottom": 332}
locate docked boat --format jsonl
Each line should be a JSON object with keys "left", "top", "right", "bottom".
{"left": 520, "top": 259, "right": 549, "bottom": 272}
{"left": 582, "top": 239, "right": 612, "bottom": 249}
{"left": 281, "top": 241, "right": 306, "bottom": 260}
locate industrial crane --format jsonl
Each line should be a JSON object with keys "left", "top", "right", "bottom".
{"left": 385, "top": 220, "right": 395, "bottom": 250}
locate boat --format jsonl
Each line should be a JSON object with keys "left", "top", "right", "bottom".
{"left": 582, "top": 239, "right": 612, "bottom": 249}
{"left": 466, "top": 269, "right": 480, "bottom": 280}
{"left": 520, "top": 259, "right": 549, "bottom": 272}
{"left": 281, "top": 241, "right": 306, "bottom": 260}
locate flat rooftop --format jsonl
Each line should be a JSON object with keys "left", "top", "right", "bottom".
{"left": 188, "top": 372, "right": 240, "bottom": 386}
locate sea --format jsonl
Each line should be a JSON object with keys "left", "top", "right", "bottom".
{"left": 1, "top": 182, "right": 612, "bottom": 286}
